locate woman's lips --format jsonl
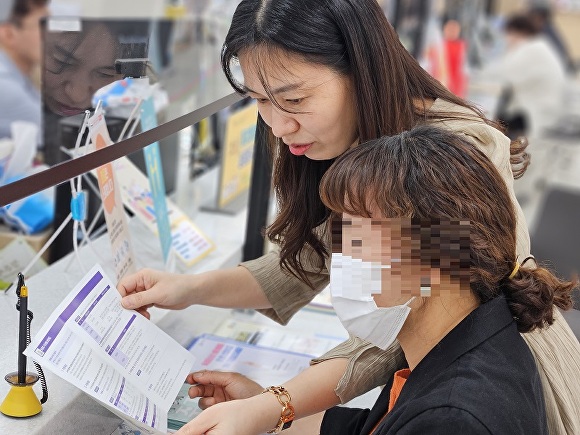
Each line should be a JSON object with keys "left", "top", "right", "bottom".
{"left": 48, "top": 97, "right": 86, "bottom": 116}
{"left": 55, "top": 102, "right": 85, "bottom": 117}
{"left": 288, "top": 143, "right": 313, "bottom": 156}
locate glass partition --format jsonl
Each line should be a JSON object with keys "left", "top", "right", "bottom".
{"left": 0, "top": 0, "right": 242, "bottom": 205}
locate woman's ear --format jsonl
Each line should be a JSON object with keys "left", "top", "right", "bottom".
{"left": 0, "top": 21, "right": 23, "bottom": 50}
{"left": 430, "top": 268, "right": 441, "bottom": 286}
{"left": 0, "top": 23, "right": 14, "bottom": 47}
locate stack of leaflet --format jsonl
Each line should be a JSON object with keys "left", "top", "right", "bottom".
{"left": 167, "top": 334, "right": 316, "bottom": 431}
{"left": 213, "top": 317, "right": 345, "bottom": 357}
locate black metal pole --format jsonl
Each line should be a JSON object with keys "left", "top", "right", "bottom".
{"left": 242, "top": 114, "right": 272, "bottom": 262}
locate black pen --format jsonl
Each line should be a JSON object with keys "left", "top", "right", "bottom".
{"left": 17, "top": 273, "right": 27, "bottom": 385}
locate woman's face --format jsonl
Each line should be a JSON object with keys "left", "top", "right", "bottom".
{"left": 239, "top": 51, "right": 358, "bottom": 160}
{"left": 341, "top": 214, "right": 427, "bottom": 306}
{"left": 43, "top": 23, "right": 123, "bottom": 116}
{"left": 7, "top": 5, "right": 49, "bottom": 70}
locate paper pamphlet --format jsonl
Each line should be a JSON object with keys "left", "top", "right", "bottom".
{"left": 167, "top": 334, "right": 315, "bottom": 430}
{"left": 213, "top": 318, "right": 344, "bottom": 357}
{"left": 114, "top": 157, "right": 215, "bottom": 268}
{"left": 189, "top": 334, "right": 313, "bottom": 391}
{"left": 24, "top": 264, "right": 195, "bottom": 434}
{"left": 167, "top": 383, "right": 202, "bottom": 431}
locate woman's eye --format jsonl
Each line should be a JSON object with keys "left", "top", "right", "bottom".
{"left": 255, "top": 98, "right": 269, "bottom": 104}
{"left": 285, "top": 98, "right": 303, "bottom": 104}
{"left": 352, "top": 240, "right": 363, "bottom": 247}
{"left": 96, "top": 71, "right": 118, "bottom": 79}
{"left": 52, "top": 57, "right": 74, "bottom": 68}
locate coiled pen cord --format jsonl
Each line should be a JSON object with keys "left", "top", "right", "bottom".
{"left": 16, "top": 288, "right": 48, "bottom": 404}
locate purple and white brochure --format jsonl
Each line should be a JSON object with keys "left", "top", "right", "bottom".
{"left": 24, "top": 264, "right": 195, "bottom": 433}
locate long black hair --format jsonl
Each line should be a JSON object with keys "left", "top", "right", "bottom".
{"left": 222, "top": 0, "right": 529, "bottom": 286}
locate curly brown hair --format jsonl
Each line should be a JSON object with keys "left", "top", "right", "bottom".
{"left": 320, "top": 125, "right": 575, "bottom": 333}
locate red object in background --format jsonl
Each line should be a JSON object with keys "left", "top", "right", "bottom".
{"left": 444, "top": 39, "right": 467, "bottom": 98}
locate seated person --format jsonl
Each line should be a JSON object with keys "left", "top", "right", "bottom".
{"left": 479, "top": 14, "right": 566, "bottom": 139}
{"left": 528, "top": 5, "right": 576, "bottom": 74}
{"left": 177, "top": 125, "right": 576, "bottom": 435}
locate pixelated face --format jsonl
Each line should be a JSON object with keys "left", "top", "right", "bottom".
{"left": 333, "top": 213, "right": 471, "bottom": 306}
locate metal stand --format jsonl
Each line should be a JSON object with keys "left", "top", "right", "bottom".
{"left": 242, "top": 115, "right": 272, "bottom": 262}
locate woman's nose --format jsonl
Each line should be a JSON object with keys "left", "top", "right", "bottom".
{"left": 62, "top": 77, "right": 93, "bottom": 108}
{"left": 261, "top": 105, "right": 299, "bottom": 138}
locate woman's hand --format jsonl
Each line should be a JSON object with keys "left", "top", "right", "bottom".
{"left": 117, "top": 267, "right": 271, "bottom": 317}
{"left": 174, "top": 395, "right": 279, "bottom": 435}
{"left": 186, "top": 370, "right": 264, "bottom": 409}
{"left": 117, "top": 268, "right": 195, "bottom": 318}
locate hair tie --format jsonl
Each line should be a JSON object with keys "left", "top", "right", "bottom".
{"left": 508, "top": 262, "right": 520, "bottom": 279}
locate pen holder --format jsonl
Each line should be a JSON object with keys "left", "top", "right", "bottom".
{"left": 0, "top": 372, "right": 42, "bottom": 417}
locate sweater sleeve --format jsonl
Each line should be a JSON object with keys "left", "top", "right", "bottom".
{"left": 239, "top": 247, "right": 329, "bottom": 325}
{"left": 311, "top": 336, "right": 406, "bottom": 403}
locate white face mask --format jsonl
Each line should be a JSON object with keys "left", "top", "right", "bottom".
{"left": 330, "top": 253, "right": 415, "bottom": 350}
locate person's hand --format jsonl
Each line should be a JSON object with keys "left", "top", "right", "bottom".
{"left": 186, "top": 370, "right": 263, "bottom": 409}
{"left": 174, "top": 396, "right": 277, "bottom": 435}
{"left": 117, "top": 268, "right": 194, "bottom": 318}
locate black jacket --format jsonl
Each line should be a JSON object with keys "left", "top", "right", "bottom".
{"left": 321, "top": 296, "right": 548, "bottom": 434}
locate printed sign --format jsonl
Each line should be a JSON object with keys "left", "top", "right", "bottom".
{"left": 140, "top": 96, "right": 172, "bottom": 263}
{"left": 115, "top": 157, "right": 215, "bottom": 268}
{"left": 88, "top": 108, "right": 136, "bottom": 281}
{"left": 218, "top": 103, "right": 257, "bottom": 208}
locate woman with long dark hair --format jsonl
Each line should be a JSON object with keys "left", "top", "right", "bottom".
{"left": 117, "top": 1, "right": 580, "bottom": 433}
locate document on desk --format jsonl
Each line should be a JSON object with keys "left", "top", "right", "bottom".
{"left": 24, "top": 264, "right": 195, "bottom": 434}
{"left": 166, "top": 334, "right": 315, "bottom": 431}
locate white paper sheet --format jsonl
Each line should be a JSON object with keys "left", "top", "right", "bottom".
{"left": 24, "top": 264, "right": 195, "bottom": 433}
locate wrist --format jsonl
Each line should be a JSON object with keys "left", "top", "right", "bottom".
{"left": 260, "top": 386, "right": 295, "bottom": 433}
{"left": 246, "top": 391, "right": 285, "bottom": 434}
{"left": 182, "top": 272, "right": 208, "bottom": 305}
{"left": 186, "top": 270, "right": 215, "bottom": 305}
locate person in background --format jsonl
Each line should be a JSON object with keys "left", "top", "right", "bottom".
{"left": 528, "top": 5, "right": 576, "bottom": 74}
{"left": 42, "top": 20, "right": 149, "bottom": 117}
{"left": 482, "top": 14, "right": 566, "bottom": 140}
{"left": 0, "top": 0, "right": 48, "bottom": 148}
{"left": 442, "top": 19, "right": 467, "bottom": 98}
{"left": 40, "top": 19, "right": 150, "bottom": 166}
